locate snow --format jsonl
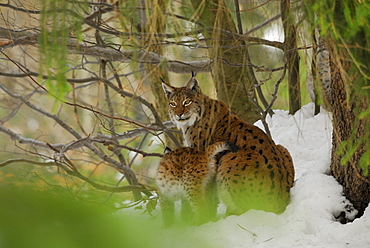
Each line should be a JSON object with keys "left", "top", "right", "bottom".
{"left": 119, "top": 103, "right": 370, "bottom": 248}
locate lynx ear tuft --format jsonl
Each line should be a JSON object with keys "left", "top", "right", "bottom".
{"left": 191, "top": 71, "right": 197, "bottom": 78}
{"left": 164, "top": 147, "right": 172, "bottom": 155}
{"left": 185, "top": 77, "right": 200, "bottom": 93}
{"left": 161, "top": 82, "right": 175, "bottom": 99}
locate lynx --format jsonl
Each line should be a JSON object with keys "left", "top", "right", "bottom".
{"left": 156, "top": 142, "right": 235, "bottom": 226}
{"left": 162, "top": 75, "right": 294, "bottom": 215}
{"left": 216, "top": 144, "right": 294, "bottom": 214}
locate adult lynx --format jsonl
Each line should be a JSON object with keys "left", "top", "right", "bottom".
{"left": 161, "top": 75, "right": 294, "bottom": 215}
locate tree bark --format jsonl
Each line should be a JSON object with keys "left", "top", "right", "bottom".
{"left": 140, "top": 0, "right": 182, "bottom": 149}
{"left": 327, "top": 39, "right": 369, "bottom": 218}
{"left": 303, "top": 0, "right": 370, "bottom": 219}
{"left": 139, "top": 0, "right": 169, "bottom": 121}
{"left": 281, "top": 0, "right": 301, "bottom": 114}
{"left": 191, "top": 0, "right": 261, "bottom": 124}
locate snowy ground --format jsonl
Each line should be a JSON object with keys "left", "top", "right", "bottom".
{"left": 119, "top": 103, "right": 370, "bottom": 248}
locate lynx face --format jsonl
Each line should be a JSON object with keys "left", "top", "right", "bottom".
{"left": 162, "top": 78, "right": 205, "bottom": 129}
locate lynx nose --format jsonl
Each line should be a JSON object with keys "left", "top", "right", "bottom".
{"left": 176, "top": 113, "right": 187, "bottom": 120}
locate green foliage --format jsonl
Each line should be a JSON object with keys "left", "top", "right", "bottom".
{"left": 305, "top": 0, "right": 369, "bottom": 175}
{"left": 0, "top": 186, "right": 214, "bottom": 248}
{"left": 307, "top": 0, "right": 370, "bottom": 39}
{"left": 305, "top": 0, "right": 370, "bottom": 73}
{"left": 39, "top": 0, "right": 87, "bottom": 100}
{"left": 0, "top": 187, "right": 119, "bottom": 248}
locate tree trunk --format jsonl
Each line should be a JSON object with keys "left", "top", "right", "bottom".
{"left": 139, "top": 0, "right": 168, "bottom": 120}
{"left": 327, "top": 39, "right": 369, "bottom": 218}
{"left": 139, "top": 0, "right": 182, "bottom": 149}
{"left": 191, "top": 0, "right": 261, "bottom": 124}
{"left": 281, "top": 0, "right": 301, "bottom": 114}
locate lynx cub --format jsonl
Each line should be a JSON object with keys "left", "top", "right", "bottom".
{"left": 156, "top": 142, "right": 235, "bottom": 226}
{"left": 162, "top": 75, "right": 294, "bottom": 215}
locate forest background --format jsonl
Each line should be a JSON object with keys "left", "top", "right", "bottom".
{"left": 0, "top": 0, "right": 368, "bottom": 243}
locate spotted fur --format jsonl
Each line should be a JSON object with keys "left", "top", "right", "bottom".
{"left": 217, "top": 144, "right": 294, "bottom": 215}
{"left": 156, "top": 142, "right": 233, "bottom": 226}
{"left": 162, "top": 76, "right": 295, "bottom": 215}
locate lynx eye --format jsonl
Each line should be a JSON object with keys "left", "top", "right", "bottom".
{"left": 169, "top": 101, "right": 177, "bottom": 108}
{"left": 183, "top": 100, "right": 193, "bottom": 106}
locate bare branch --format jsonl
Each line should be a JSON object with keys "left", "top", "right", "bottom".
{"left": 0, "top": 27, "right": 36, "bottom": 39}
{"left": 0, "top": 2, "right": 40, "bottom": 14}
{"left": 64, "top": 102, "right": 158, "bottom": 131}
{"left": 0, "top": 124, "right": 55, "bottom": 149}
{"left": 67, "top": 168, "right": 150, "bottom": 193}
{"left": 92, "top": 139, "right": 164, "bottom": 158}
{"left": 265, "top": 65, "right": 288, "bottom": 116}
{"left": 0, "top": 81, "right": 170, "bottom": 187}
{"left": 216, "top": 57, "right": 284, "bottom": 72}
{"left": 247, "top": 14, "right": 281, "bottom": 35}
{"left": 0, "top": 50, "right": 47, "bottom": 91}
{"left": 0, "top": 0, "right": 296, "bottom": 205}
{"left": 0, "top": 28, "right": 284, "bottom": 74}
{"left": 234, "top": 0, "right": 243, "bottom": 35}
{"left": 0, "top": 158, "right": 151, "bottom": 193}
{"left": 0, "top": 119, "right": 176, "bottom": 152}
{"left": 0, "top": 158, "right": 55, "bottom": 168}
{"left": 250, "top": 64, "right": 288, "bottom": 138}
{"left": 0, "top": 82, "right": 82, "bottom": 140}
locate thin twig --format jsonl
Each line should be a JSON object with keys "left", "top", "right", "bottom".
{"left": 234, "top": 0, "right": 243, "bottom": 35}
{"left": 0, "top": 158, "right": 55, "bottom": 168}
{"left": 100, "top": 47, "right": 127, "bottom": 165}
{"left": 0, "top": 158, "right": 150, "bottom": 193}
{"left": 65, "top": 101, "right": 156, "bottom": 130}
{"left": 0, "top": 120, "right": 176, "bottom": 152}
{"left": 0, "top": 82, "right": 82, "bottom": 139}
{"left": 265, "top": 64, "right": 288, "bottom": 115}
{"left": 91, "top": 139, "right": 164, "bottom": 158}
{"left": 0, "top": 50, "right": 47, "bottom": 92}
{"left": 247, "top": 14, "right": 281, "bottom": 35}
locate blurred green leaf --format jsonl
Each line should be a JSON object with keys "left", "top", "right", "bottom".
{"left": 0, "top": 186, "right": 214, "bottom": 248}
{"left": 39, "top": 0, "right": 87, "bottom": 101}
